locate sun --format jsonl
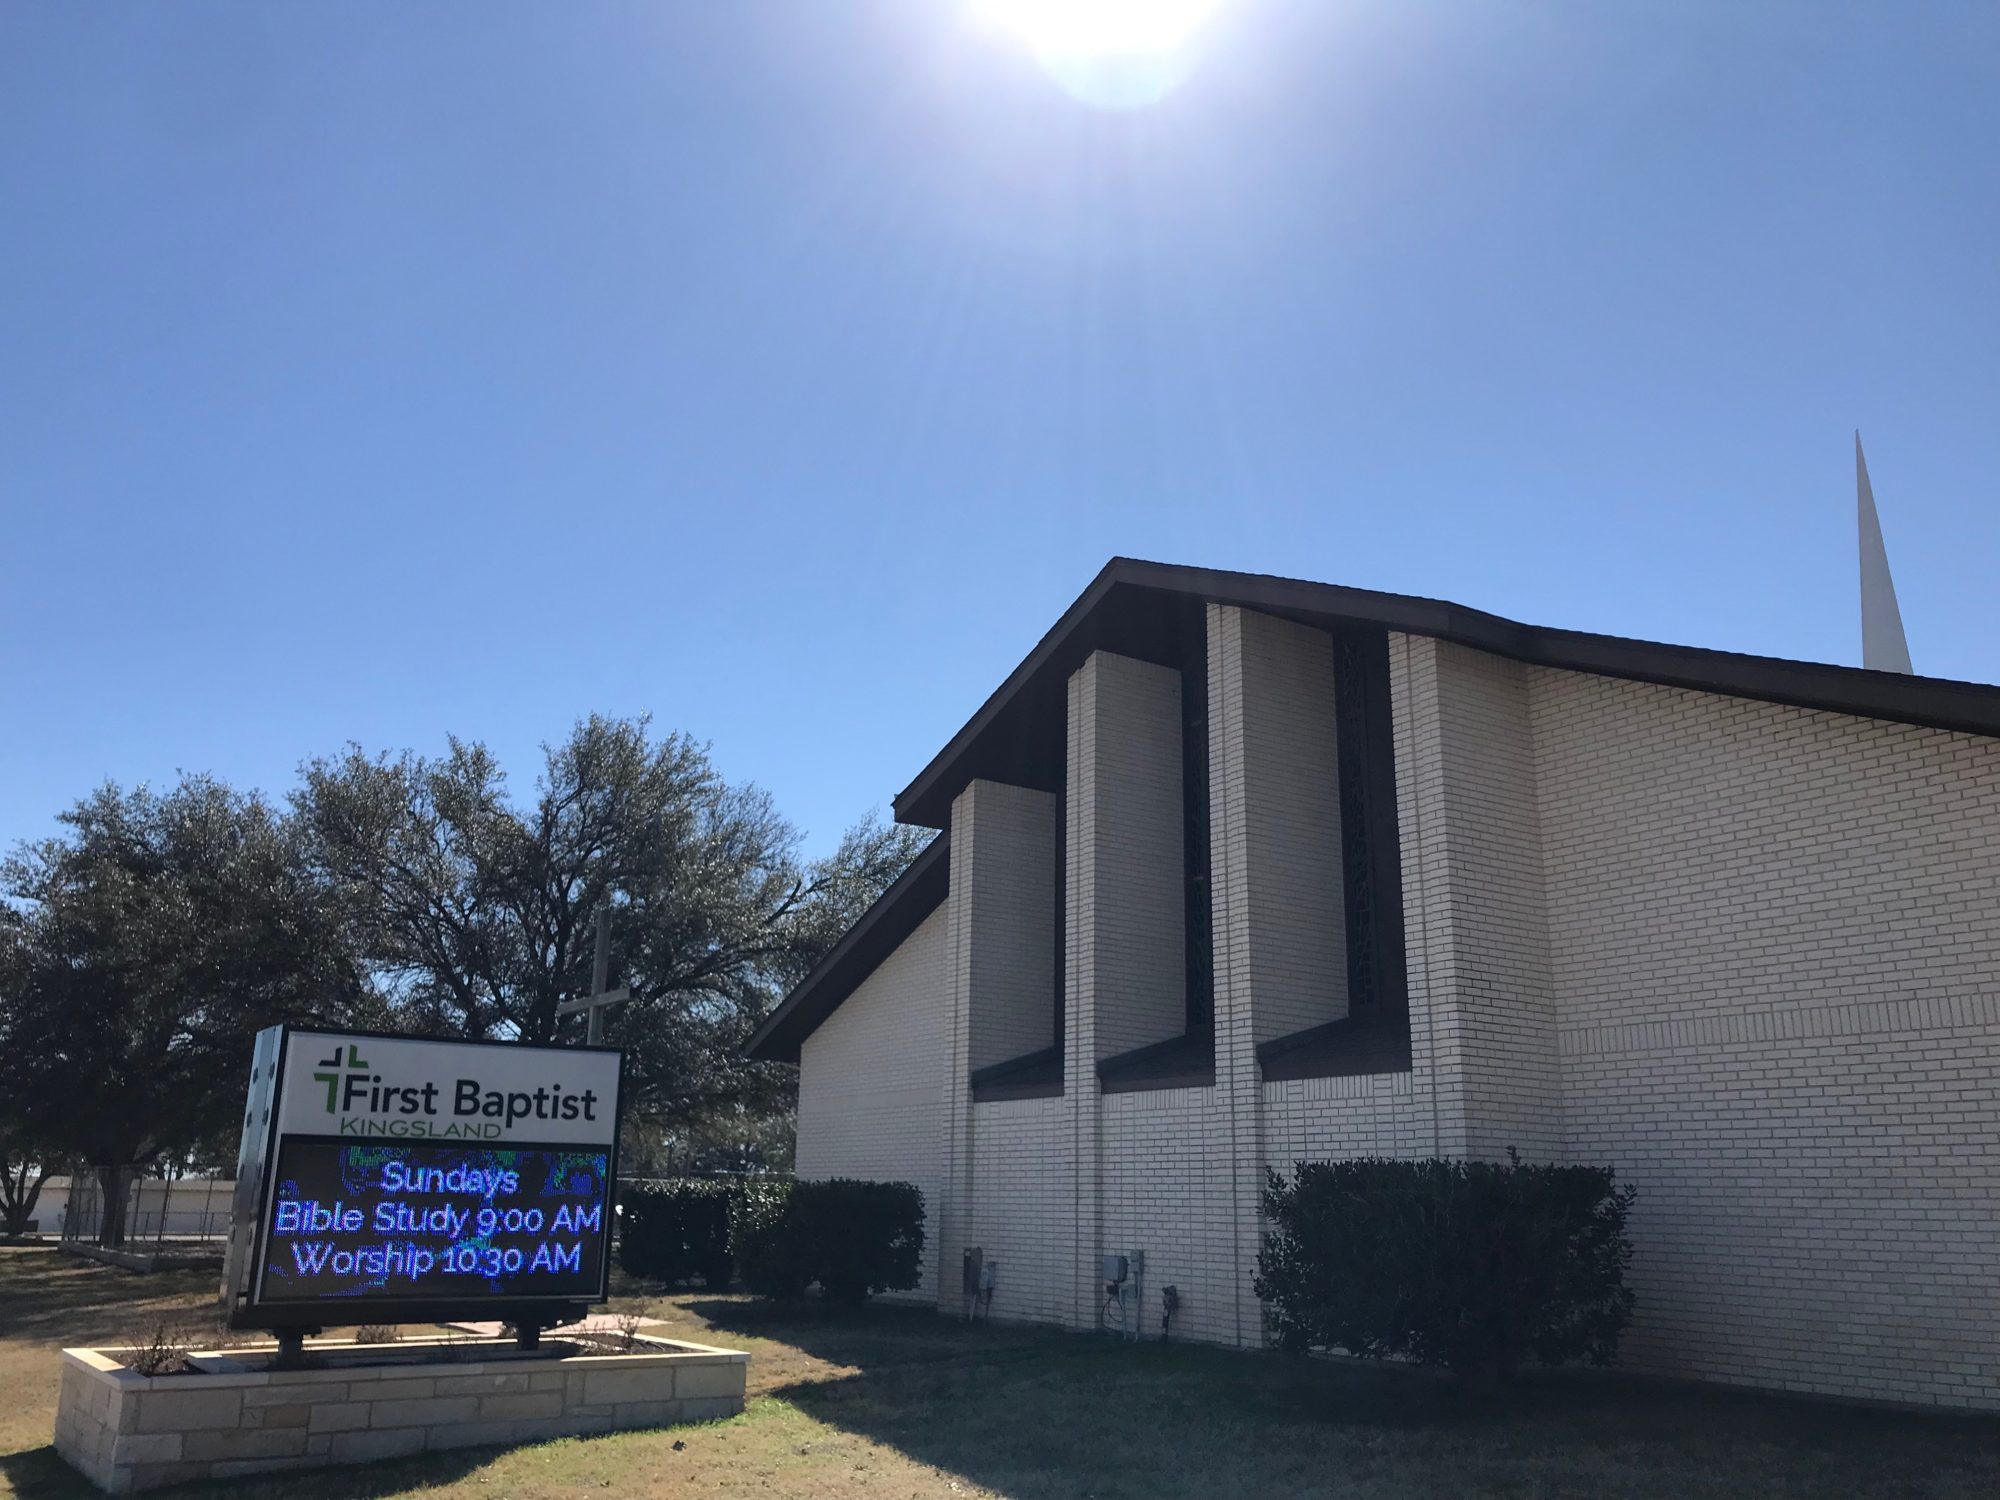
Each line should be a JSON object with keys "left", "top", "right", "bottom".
{"left": 971, "top": 0, "right": 1227, "bottom": 107}
{"left": 972, "top": 0, "right": 1226, "bottom": 61}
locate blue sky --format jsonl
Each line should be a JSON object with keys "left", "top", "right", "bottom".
{"left": 3, "top": 1, "right": 1996, "bottom": 855}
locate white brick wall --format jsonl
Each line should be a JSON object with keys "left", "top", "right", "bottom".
{"left": 796, "top": 904, "right": 948, "bottom": 1302}
{"left": 1264, "top": 1071, "right": 1433, "bottom": 1160}
{"left": 967, "top": 1097, "right": 1073, "bottom": 1326}
{"left": 1100, "top": 1087, "right": 1238, "bottom": 1345}
{"left": 1533, "top": 671, "right": 2000, "bottom": 1031}
{"left": 1429, "top": 642, "right": 1562, "bottom": 1162}
{"left": 1533, "top": 668, "right": 2000, "bottom": 1408}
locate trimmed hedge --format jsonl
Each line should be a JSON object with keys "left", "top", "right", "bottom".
{"left": 1255, "top": 1152, "right": 1636, "bottom": 1377}
{"left": 617, "top": 1179, "right": 735, "bottom": 1288}
{"left": 730, "top": 1178, "right": 807, "bottom": 1299}
{"left": 788, "top": 1179, "right": 926, "bottom": 1305}
{"left": 618, "top": 1176, "right": 926, "bottom": 1303}
{"left": 729, "top": 1178, "right": 926, "bottom": 1304}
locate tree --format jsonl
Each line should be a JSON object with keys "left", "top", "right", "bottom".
{"left": 764, "top": 815, "right": 934, "bottom": 994}
{"left": 618, "top": 1108, "right": 797, "bottom": 1179}
{"left": 295, "top": 714, "right": 927, "bottom": 1138}
{"left": 0, "top": 913, "right": 56, "bottom": 1237}
{"left": 0, "top": 1123, "right": 68, "bottom": 1237}
{"left": 0, "top": 776, "right": 378, "bottom": 1245}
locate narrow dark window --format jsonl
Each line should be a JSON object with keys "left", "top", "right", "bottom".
{"left": 1052, "top": 779, "right": 1067, "bottom": 1049}
{"left": 1332, "top": 626, "right": 1407, "bottom": 1019}
{"left": 1182, "top": 648, "right": 1213, "bottom": 1035}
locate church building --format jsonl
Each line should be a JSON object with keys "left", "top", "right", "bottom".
{"left": 747, "top": 557, "right": 2000, "bottom": 1411}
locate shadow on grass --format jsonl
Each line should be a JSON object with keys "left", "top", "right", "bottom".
{"left": 690, "top": 1293, "right": 1644, "bottom": 1431}
{"left": 681, "top": 1294, "right": 1057, "bottom": 1374}
{"left": 0, "top": 1441, "right": 507, "bottom": 1500}
{"left": 690, "top": 1296, "right": 2000, "bottom": 1500}
{"left": 791, "top": 1353, "right": 2000, "bottom": 1500}
{"left": 0, "top": 1444, "right": 90, "bottom": 1500}
{"left": 0, "top": 1247, "right": 217, "bottom": 1347}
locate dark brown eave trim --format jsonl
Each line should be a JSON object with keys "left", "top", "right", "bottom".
{"left": 1097, "top": 1032, "right": 1215, "bottom": 1094}
{"left": 893, "top": 557, "right": 2000, "bottom": 829}
{"left": 743, "top": 832, "right": 948, "bottom": 1064}
{"left": 970, "top": 1045, "right": 1063, "bottom": 1103}
{"left": 1257, "top": 1015, "right": 1413, "bottom": 1082}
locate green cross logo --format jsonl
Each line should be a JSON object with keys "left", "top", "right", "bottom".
{"left": 312, "top": 1044, "right": 370, "bottom": 1113}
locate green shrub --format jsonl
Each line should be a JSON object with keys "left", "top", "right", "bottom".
{"left": 728, "top": 1178, "right": 925, "bottom": 1304}
{"left": 730, "top": 1178, "right": 806, "bottom": 1299}
{"left": 618, "top": 1179, "right": 735, "bottom": 1288}
{"left": 1255, "top": 1151, "right": 1636, "bottom": 1377}
{"left": 788, "top": 1179, "right": 926, "bottom": 1305}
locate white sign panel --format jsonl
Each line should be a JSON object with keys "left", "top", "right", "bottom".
{"left": 274, "top": 1030, "right": 620, "bottom": 1146}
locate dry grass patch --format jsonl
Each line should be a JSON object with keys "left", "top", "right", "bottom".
{"left": 2, "top": 1246, "right": 1997, "bottom": 1499}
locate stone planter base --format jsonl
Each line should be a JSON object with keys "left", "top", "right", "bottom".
{"left": 56, "top": 1333, "right": 749, "bottom": 1494}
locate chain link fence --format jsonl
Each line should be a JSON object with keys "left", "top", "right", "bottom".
{"left": 58, "top": 1174, "right": 234, "bottom": 1247}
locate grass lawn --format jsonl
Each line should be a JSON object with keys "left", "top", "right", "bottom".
{"left": 1, "top": 1245, "right": 1995, "bottom": 1498}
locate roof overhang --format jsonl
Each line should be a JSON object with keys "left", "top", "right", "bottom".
{"left": 892, "top": 556, "right": 2000, "bottom": 829}
{"left": 758, "top": 556, "right": 2000, "bottom": 1062}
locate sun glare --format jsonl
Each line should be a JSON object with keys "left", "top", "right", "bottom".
{"left": 974, "top": 0, "right": 1224, "bottom": 61}
{"left": 971, "top": 0, "right": 1227, "bottom": 107}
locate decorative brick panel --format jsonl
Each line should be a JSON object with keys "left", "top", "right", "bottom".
{"left": 1072, "top": 651, "right": 1187, "bottom": 1060}
{"left": 1210, "top": 605, "right": 1347, "bottom": 1046}
{"left": 954, "top": 781, "right": 1059, "bottom": 1074}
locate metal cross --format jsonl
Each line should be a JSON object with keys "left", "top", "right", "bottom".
{"left": 556, "top": 907, "right": 631, "bottom": 1046}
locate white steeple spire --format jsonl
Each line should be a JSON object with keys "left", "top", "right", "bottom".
{"left": 1856, "top": 432, "right": 1913, "bottom": 675}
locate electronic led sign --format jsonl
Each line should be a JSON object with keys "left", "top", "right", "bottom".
{"left": 221, "top": 1027, "right": 623, "bottom": 1333}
